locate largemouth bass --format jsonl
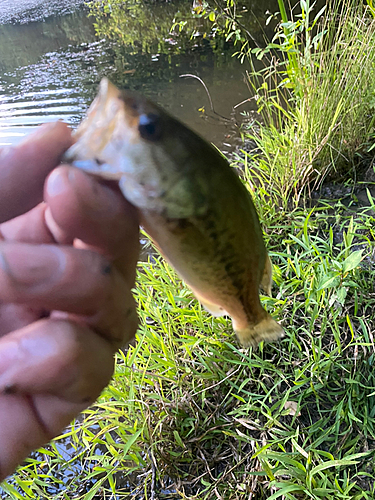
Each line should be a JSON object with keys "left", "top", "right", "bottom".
{"left": 64, "top": 78, "right": 284, "bottom": 347}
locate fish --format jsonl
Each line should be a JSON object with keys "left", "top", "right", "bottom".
{"left": 64, "top": 77, "right": 284, "bottom": 347}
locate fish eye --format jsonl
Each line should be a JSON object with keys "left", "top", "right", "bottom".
{"left": 138, "top": 113, "right": 162, "bottom": 141}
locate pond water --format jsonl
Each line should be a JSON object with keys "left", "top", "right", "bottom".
{"left": 0, "top": 0, "right": 280, "bottom": 157}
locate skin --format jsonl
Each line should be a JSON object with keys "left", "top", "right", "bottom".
{"left": 0, "top": 121, "right": 139, "bottom": 480}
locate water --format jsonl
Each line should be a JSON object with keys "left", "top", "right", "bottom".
{"left": 0, "top": 0, "right": 85, "bottom": 24}
{"left": 0, "top": 0, "right": 281, "bottom": 156}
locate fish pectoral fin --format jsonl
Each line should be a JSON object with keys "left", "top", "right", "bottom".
{"left": 260, "top": 254, "right": 273, "bottom": 296}
{"left": 192, "top": 290, "right": 227, "bottom": 317}
{"left": 234, "top": 315, "right": 284, "bottom": 347}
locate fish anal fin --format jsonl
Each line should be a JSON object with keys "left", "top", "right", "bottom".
{"left": 191, "top": 289, "right": 227, "bottom": 317}
{"left": 234, "top": 315, "right": 284, "bottom": 347}
{"left": 260, "top": 254, "right": 273, "bottom": 296}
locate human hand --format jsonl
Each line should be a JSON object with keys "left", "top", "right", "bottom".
{"left": 0, "top": 122, "right": 139, "bottom": 480}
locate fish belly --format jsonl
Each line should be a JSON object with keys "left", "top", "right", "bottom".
{"left": 140, "top": 209, "right": 283, "bottom": 346}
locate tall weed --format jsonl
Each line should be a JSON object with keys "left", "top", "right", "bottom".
{"left": 244, "top": 0, "right": 375, "bottom": 203}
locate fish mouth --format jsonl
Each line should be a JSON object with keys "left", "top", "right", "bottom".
{"left": 63, "top": 78, "right": 137, "bottom": 179}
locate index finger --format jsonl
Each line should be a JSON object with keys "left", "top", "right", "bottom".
{"left": 45, "top": 166, "right": 140, "bottom": 284}
{"left": 0, "top": 122, "right": 73, "bottom": 224}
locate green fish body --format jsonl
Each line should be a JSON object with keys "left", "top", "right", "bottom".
{"left": 65, "top": 78, "right": 284, "bottom": 346}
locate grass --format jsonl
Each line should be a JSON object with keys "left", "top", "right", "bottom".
{"left": 239, "top": 0, "right": 375, "bottom": 204}
{"left": 4, "top": 182, "right": 375, "bottom": 499}
{"left": 175, "top": 0, "right": 375, "bottom": 199}
{"left": 190, "top": 0, "right": 375, "bottom": 203}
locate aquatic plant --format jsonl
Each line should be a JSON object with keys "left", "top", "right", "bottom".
{"left": 88, "top": 0, "right": 202, "bottom": 53}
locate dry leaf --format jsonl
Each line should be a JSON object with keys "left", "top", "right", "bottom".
{"left": 284, "top": 401, "right": 300, "bottom": 416}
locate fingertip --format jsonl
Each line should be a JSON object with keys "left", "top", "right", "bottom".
{"left": 46, "top": 165, "right": 101, "bottom": 202}
{"left": 21, "top": 122, "right": 73, "bottom": 151}
{"left": 0, "top": 122, "right": 74, "bottom": 223}
{"left": 45, "top": 165, "right": 140, "bottom": 259}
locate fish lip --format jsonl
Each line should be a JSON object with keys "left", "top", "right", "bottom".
{"left": 66, "top": 159, "right": 123, "bottom": 180}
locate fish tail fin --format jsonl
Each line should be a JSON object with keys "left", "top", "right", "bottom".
{"left": 260, "top": 254, "right": 273, "bottom": 296}
{"left": 234, "top": 315, "right": 284, "bottom": 347}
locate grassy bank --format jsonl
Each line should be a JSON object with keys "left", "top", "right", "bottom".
{"left": 246, "top": 0, "right": 375, "bottom": 205}
{"left": 195, "top": 0, "right": 375, "bottom": 204}
{"left": 5, "top": 1, "right": 375, "bottom": 499}
{"left": 6, "top": 195, "right": 375, "bottom": 499}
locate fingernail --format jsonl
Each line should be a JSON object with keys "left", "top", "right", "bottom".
{"left": 0, "top": 245, "right": 66, "bottom": 286}
{"left": 46, "top": 168, "right": 69, "bottom": 197}
{"left": 68, "top": 168, "right": 78, "bottom": 184}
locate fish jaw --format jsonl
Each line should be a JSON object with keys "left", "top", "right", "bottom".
{"left": 64, "top": 78, "right": 165, "bottom": 210}
{"left": 65, "top": 78, "right": 136, "bottom": 169}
